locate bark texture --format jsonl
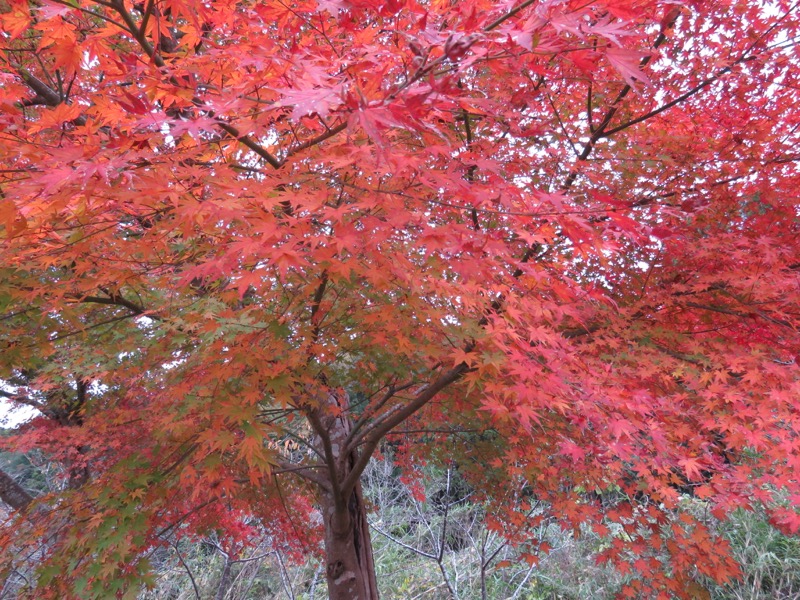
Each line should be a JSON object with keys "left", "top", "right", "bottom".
{"left": 0, "top": 468, "right": 33, "bottom": 512}
{"left": 320, "top": 485, "right": 378, "bottom": 600}
{"left": 315, "top": 389, "right": 379, "bottom": 600}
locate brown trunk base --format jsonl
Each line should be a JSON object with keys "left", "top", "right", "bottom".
{"left": 321, "top": 482, "right": 378, "bottom": 600}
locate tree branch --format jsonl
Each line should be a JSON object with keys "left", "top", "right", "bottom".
{"left": 562, "top": 14, "right": 678, "bottom": 189}
{"left": 304, "top": 406, "right": 344, "bottom": 506}
{"left": 274, "top": 461, "right": 332, "bottom": 490}
{"left": 346, "top": 382, "right": 416, "bottom": 449}
{"left": 484, "top": 0, "right": 538, "bottom": 31}
{"left": 75, "top": 294, "right": 146, "bottom": 315}
{"left": 368, "top": 521, "right": 437, "bottom": 559}
{"left": 14, "top": 67, "right": 87, "bottom": 126}
{"left": 600, "top": 60, "right": 746, "bottom": 138}
{"left": 216, "top": 123, "right": 282, "bottom": 169}
{"left": 101, "top": 0, "right": 283, "bottom": 169}
{"left": 0, "top": 468, "right": 34, "bottom": 512}
{"left": 284, "top": 121, "right": 348, "bottom": 160}
{"left": 341, "top": 364, "right": 468, "bottom": 495}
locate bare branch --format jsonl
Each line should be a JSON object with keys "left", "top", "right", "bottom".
{"left": 274, "top": 460, "right": 331, "bottom": 490}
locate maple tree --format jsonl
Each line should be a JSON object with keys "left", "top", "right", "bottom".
{"left": 1, "top": 0, "right": 800, "bottom": 596}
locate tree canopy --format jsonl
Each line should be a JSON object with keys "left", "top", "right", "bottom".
{"left": 1, "top": 0, "right": 799, "bottom": 597}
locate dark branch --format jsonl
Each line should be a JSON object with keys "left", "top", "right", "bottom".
{"left": 0, "top": 469, "right": 34, "bottom": 512}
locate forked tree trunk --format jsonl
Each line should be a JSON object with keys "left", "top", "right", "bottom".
{"left": 313, "top": 388, "right": 380, "bottom": 600}
{"left": 320, "top": 481, "right": 379, "bottom": 600}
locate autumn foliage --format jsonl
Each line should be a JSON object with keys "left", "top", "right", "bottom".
{"left": 1, "top": 0, "right": 799, "bottom": 596}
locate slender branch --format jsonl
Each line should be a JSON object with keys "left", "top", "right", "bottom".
{"left": 103, "top": 0, "right": 283, "bottom": 169}
{"left": 438, "top": 468, "right": 451, "bottom": 563}
{"left": 460, "top": 102, "right": 481, "bottom": 230}
{"left": 14, "top": 67, "right": 88, "bottom": 127}
{"left": 274, "top": 460, "right": 331, "bottom": 490}
{"left": 308, "top": 271, "right": 329, "bottom": 346}
{"left": 484, "top": 0, "right": 538, "bottom": 31}
{"left": 75, "top": 294, "right": 146, "bottom": 315}
{"left": 37, "top": 313, "right": 142, "bottom": 344}
{"left": 0, "top": 389, "right": 45, "bottom": 411}
{"left": 304, "top": 408, "right": 344, "bottom": 505}
{"left": 274, "top": 549, "right": 296, "bottom": 600}
{"left": 138, "top": 0, "right": 155, "bottom": 36}
{"left": 684, "top": 302, "right": 793, "bottom": 329}
{"left": 369, "top": 521, "right": 437, "bottom": 559}
{"left": 651, "top": 342, "right": 709, "bottom": 367}
{"left": 342, "top": 364, "right": 468, "bottom": 495}
{"left": 232, "top": 550, "right": 272, "bottom": 565}
{"left": 158, "top": 445, "right": 199, "bottom": 484}
{"left": 483, "top": 501, "right": 541, "bottom": 568}
{"left": 346, "top": 382, "right": 417, "bottom": 449}
{"left": 600, "top": 60, "right": 746, "bottom": 138}
{"left": 284, "top": 121, "right": 348, "bottom": 160}
{"left": 547, "top": 90, "right": 579, "bottom": 157}
{"left": 216, "top": 123, "right": 282, "bottom": 169}
{"left": 108, "top": 0, "right": 162, "bottom": 62}
{"left": 383, "top": 428, "right": 481, "bottom": 436}
{"left": 280, "top": 0, "right": 540, "bottom": 158}
{"left": 562, "top": 14, "right": 678, "bottom": 189}
{"left": 582, "top": 2, "right": 798, "bottom": 156}
{"left": 155, "top": 499, "right": 218, "bottom": 538}
{"left": 167, "top": 539, "right": 201, "bottom": 600}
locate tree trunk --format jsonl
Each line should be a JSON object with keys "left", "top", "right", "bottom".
{"left": 313, "top": 388, "right": 380, "bottom": 600}
{"left": 214, "top": 551, "right": 232, "bottom": 600}
{"left": 320, "top": 481, "right": 378, "bottom": 600}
